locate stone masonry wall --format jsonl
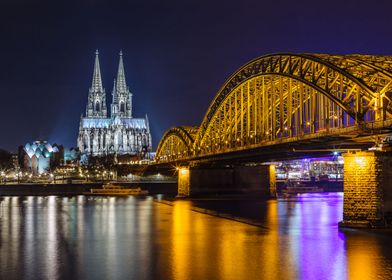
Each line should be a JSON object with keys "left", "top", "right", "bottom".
{"left": 177, "top": 168, "right": 190, "bottom": 197}
{"left": 343, "top": 152, "right": 383, "bottom": 224}
{"left": 269, "top": 165, "right": 277, "bottom": 198}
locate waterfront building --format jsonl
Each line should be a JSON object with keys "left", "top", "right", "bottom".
{"left": 275, "top": 157, "right": 344, "bottom": 181}
{"left": 77, "top": 51, "right": 152, "bottom": 157}
{"left": 19, "top": 140, "right": 63, "bottom": 175}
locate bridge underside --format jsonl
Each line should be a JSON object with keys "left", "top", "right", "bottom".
{"left": 158, "top": 133, "right": 383, "bottom": 167}
{"left": 153, "top": 52, "right": 392, "bottom": 227}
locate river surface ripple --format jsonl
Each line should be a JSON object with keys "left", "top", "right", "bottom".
{"left": 0, "top": 193, "right": 392, "bottom": 280}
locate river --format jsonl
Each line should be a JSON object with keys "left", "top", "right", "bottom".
{"left": 0, "top": 193, "right": 392, "bottom": 280}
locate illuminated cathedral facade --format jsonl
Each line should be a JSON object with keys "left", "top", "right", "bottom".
{"left": 77, "top": 50, "right": 152, "bottom": 157}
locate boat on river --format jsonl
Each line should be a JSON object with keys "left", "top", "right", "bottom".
{"left": 86, "top": 183, "right": 148, "bottom": 196}
{"left": 282, "top": 180, "right": 323, "bottom": 195}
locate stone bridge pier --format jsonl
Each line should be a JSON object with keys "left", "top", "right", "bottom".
{"left": 177, "top": 164, "right": 276, "bottom": 198}
{"left": 341, "top": 151, "right": 392, "bottom": 228}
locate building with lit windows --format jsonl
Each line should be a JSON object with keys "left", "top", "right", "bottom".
{"left": 77, "top": 51, "right": 152, "bottom": 158}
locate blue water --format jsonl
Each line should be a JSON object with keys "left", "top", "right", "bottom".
{"left": 0, "top": 193, "right": 391, "bottom": 280}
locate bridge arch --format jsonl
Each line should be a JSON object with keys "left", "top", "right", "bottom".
{"left": 156, "top": 53, "right": 392, "bottom": 162}
{"left": 156, "top": 126, "right": 198, "bottom": 162}
{"left": 194, "top": 53, "right": 392, "bottom": 155}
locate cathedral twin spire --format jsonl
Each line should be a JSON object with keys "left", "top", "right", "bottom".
{"left": 112, "top": 50, "right": 132, "bottom": 118}
{"left": 91, "top": 50, "right": 103, "bottom": 93}
{"left": 86, "top": 50, "right": 132, "bottom": 118}
{"left": 116, "top": 51, "right": 127, "bottom": 94}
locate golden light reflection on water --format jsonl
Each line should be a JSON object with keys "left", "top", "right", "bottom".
{"left": 160, "top": 194, "right": 389, "bottom": 280}
{"left": 262, "top": 199, "right": 282, "bottom": 280}
{"left": 345, "top": 233, "right": 392, "bottom": 280}
{"left": 164, "top": 200, "right": 296, "bottom": 280}
{"left": 347, "top": 242, "right": 377, "bottom": 280}
{"left": 171, "top": 201, "right": 191, "bottom": 279}
{"left": 217, "top": 218, "right": 248, "bottom": 279}
{"left": 1, "top": 194, "right": 392, "bottom": 280}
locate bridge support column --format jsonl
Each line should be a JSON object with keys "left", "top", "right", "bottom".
{"left": 176, "top": 164, "right": 276, "bottom": 197}
{"left": 177, "top": 167, "right": 190, "bottom": 197}
{"left": 340, "top": 151, "right": 392, "bottom": 228}
{"left": 269, "top": 165, "right": 277, "bottom": 198}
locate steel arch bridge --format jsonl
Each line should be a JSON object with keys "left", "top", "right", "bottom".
{"left": 156, "top": 53, "right": 392, "bottom": 163}
{"left": 156, "top": 126, "right": 199, "bottom": 162}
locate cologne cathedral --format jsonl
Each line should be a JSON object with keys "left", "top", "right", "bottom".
{"left": 77, "top": 51, "right": 152, "bottom": 157}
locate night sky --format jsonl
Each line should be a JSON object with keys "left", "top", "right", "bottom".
{"left": 0, "top": 0, "right": 391, "bottom": 152}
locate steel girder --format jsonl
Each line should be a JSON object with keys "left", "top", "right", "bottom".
{"left": 156, "top": 126, "right": 198, "bottom": 161}
{"left": 156, "top": 53, "right": 392, "bottom": 162}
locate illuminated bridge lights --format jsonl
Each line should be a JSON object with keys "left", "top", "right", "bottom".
{"left": 156, "top": 53, "right": 392, "bottom": 163}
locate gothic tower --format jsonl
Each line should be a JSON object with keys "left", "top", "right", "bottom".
{"left": 78, "top": 50, "right": 152, "bottom": 158}
{"left": 111, "top": 51, "right": 132, "bottom": 118}
{"left": 86, "top": 50, "right": 107, "bottom": 118}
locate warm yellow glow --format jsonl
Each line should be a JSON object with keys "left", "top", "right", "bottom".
{"left": 344, "top": 153, "right": 372, "bottom": 170}
{"left": 343, "top": 151, "right": 379, "bottom": 223}
{"left": 165, "top": 201, "right": 283, "bottom": 280}
{"left": 354, "top": 156, "right": 366, "bottom": 165}
{"left": 171, "top": 201, "right": 191, "bottom": 279}
{"left": 347, "top": 237, "right": 381, "bottom": 280}
{"left": 180, "top": 168, "right": 188, "bottom": 175}
{"left": 263, "top": 199, "right": 282, "bottom": 279}
{"left": 269, "top": 164, "right": 277, "bottom": 197}
{"left": 178, "top": 167, "right": 190, "bottom": 196}
{"left": 156, "top": 54, "right": 392, "bottom": 164}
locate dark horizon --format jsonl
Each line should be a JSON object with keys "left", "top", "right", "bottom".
{"left": 1, "top": 0, "right": 392, "bottom": 152}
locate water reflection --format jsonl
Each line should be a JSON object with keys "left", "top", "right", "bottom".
{"left": 0, "top": 194, "right": 392, "bottom": 279}
{"left": 282, "top": 194, "right": 346, "bottom": 280}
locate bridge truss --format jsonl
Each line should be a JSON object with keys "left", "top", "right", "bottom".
{"left": 156, "top": 53, "right": 392, "bottom": 162}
